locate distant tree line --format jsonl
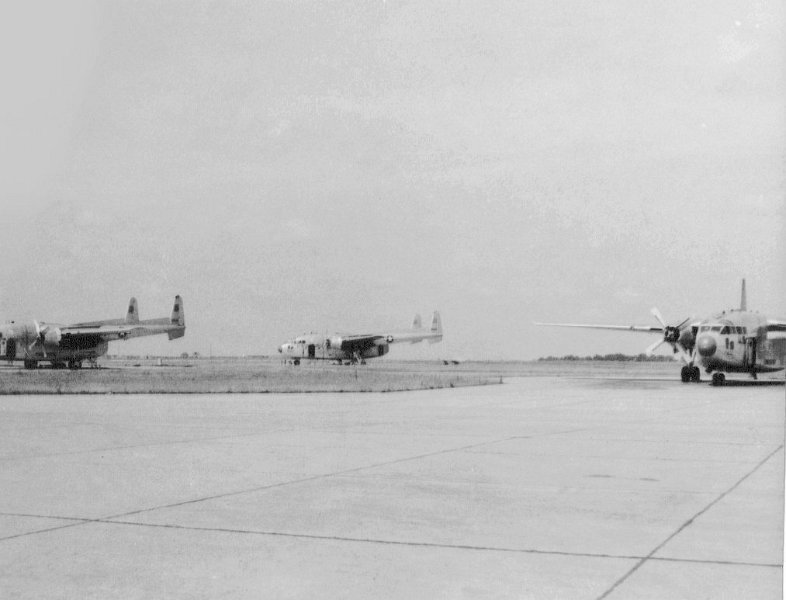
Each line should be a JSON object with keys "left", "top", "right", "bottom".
{"left": 538, "top": 353, "right": 674, "bottom": 362}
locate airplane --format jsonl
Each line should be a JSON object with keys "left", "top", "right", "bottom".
{"left": 0, "top": 296, "right": 185, "bottom": 369}
{"left": 279, "top": 311, "right": 443, "bottom": 365}
{"left": 536, "top": 280, "right": 786, "bottom": 385}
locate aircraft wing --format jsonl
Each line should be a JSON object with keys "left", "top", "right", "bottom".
{"left": 767, "top": 319, "right": 786, "bottom": 333}
{"left": 334, "top": 334, "right": 385, "bottom": 352}
{"left": 334, "top": 311, "right": 443, "bottom": 351}
{"left": 534, "top": 322, "right": 663, "bottom": 333}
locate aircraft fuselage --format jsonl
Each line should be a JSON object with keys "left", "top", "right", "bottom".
{"left": 0, "top": 321, "right": 109, "bottom": 366}
{"left": 279, "top": 333, "right": 389, "bottom": 363}
{"left": 694, "top": 310, "right": 785, "bottom": 375}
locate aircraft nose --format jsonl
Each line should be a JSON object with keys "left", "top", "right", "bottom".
{"left": 697, "top": 335, "right": 716, "bottom": 357}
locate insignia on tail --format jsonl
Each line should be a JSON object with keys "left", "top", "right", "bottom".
{"left": 168, "top": 295, "right": 185, "bottom": 339}
{"left": 125, "top": 298, "right": 139, "bottom": 324}
{"left": 428, "top": 311, "right": 443, "bottom": 343}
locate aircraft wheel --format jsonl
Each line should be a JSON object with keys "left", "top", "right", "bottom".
{"left": 23, "top": 360, "right": 37, "bottom": 370}
{"left": 293, "top": 359, "right": 300, "bottom": 366}
{"left": 68, "top": 360, "right": 82, "bottom": 370}
{"left": 690, "top": 366, "right": 701, "bottom": 382}
{"left": 712, "top": 372, "right": 725, "bottom": 386}
{"left": 680, "top": 366, "right": 691, "bottom": 383}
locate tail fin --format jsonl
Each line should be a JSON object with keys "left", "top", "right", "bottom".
{"left": 740, "top": 279, "right": 746, "bottom": 311}
{"left": 428, "top": 310, "right": 443, "bottom": 343}
{"left": 412, "top": 314, "right": 422, "bottom": 329}
{"left": 167, "top": 295, "right": 185, "bottom": 340}
{"left": 125, "top": 298, "right": 139, "bottom": 324}
{"left": 171, "top": 295, "right": 184, "bottom": 326}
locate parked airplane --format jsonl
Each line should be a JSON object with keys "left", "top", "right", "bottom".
{"left": 536, "top": 280, "right": 786, "bottom": 385}
{"left": 0, "top": 296, "right": 185, "bottom": 369}
{"left": 279, "top": 311, "right": 443, "bottom": 365}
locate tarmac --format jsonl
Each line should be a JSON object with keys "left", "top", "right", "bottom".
{"left": 0, "top": 375, "right": 783, "bottom": 599}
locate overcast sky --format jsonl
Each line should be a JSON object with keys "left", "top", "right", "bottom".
{"left": 1, "top": 1, "right": 783, "bottom": 360}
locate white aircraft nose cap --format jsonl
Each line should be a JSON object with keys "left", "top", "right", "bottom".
{"left": 697, "top": 335, "right": 716, "bottom": 357}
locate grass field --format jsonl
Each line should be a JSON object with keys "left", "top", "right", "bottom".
{"left": 0, "top": 358, "right": 500, "bottom": 394}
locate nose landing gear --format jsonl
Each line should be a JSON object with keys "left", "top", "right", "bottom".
{"left": 711, "top": 372, "right": 726, "bottom": 386}
{"left": 680, "top": 365, "right": 701, "bottom": 383}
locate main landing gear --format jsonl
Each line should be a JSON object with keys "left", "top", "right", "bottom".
{"left": 680, "top": 365, "right": 701, "bottom": 383}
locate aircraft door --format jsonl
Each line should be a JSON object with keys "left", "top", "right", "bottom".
{"left": 308, "top": 344, "right": 316, "bottom": 358}
{"left": 743, "top": 339, "right": 756, "bottom": 369}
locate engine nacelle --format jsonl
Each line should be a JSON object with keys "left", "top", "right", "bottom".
{"left": 678, "top": 328, "right": 695, "bottom": 350}
{"left": 44, "top": 328, "right": 62, "bottom": 345}
{"left": 360, "top": 342, "right": 389, "bottom": 359}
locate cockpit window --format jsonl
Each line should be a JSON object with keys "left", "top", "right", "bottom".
{"left": 720, "top": 326, "right": 729, "bottom": 334}
{"left": 711, "top": 326, "right": 721, "bottom": 332}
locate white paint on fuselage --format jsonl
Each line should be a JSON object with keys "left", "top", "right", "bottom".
{"left": 279, "top": 334, "right": 343, "bottom": 361}
{"left": 695, "top": 310, "right": 784, "bottom": 374}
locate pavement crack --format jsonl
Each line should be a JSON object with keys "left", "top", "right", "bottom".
{"left": 6, "top": 514, "right": 780, "bottom": 570}
{"left": 595, "top": 444, "right": 784, "bottom": 600}
{"left": 103, "top": 435, "right": 533, "bottom": 521}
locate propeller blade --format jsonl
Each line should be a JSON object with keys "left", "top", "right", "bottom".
{"left": 31, "top": 320, "right": 48, "bottom": 358}
{"left": 645, "top": 339, "right": 664, "bottom": 356}
{"left": 650, "top": 307, "right": 667, "bottom": 329}
{"left": 673, "top": 342, "right": 691, "bottom": 365}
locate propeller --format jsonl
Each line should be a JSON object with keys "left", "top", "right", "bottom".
{"left": 646, "top": 308, "right": 692, "bottom": 363}
{"left": 30, "top": 320, "right": 48, "bottom": 358}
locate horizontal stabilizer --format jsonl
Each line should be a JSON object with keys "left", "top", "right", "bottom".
{"left": 168, "top": 328, "right": 185, "bottom": 340}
